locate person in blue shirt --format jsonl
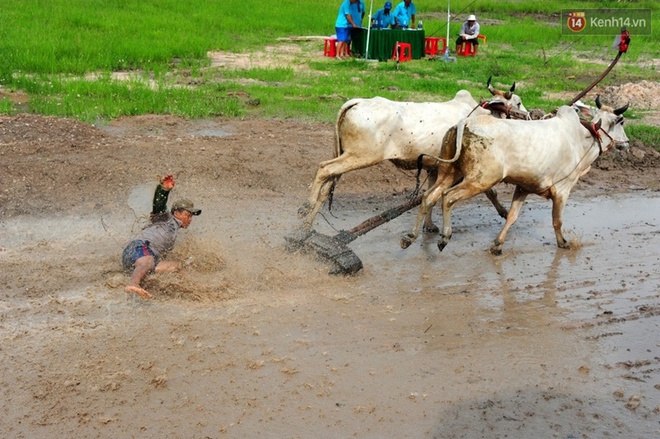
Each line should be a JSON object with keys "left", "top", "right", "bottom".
{"left": 393, "top": 0, "right": 416, "bottom": 29}
{"left": 372, "top": 1, "right": 395, "bottom": 29}
{"left": 349, "top": 0, "right": 366, "bottom": 56}
{"left": 351, "top": 0, "right": 366, "bottom": 28}
{"left": 335, "top": 0, "right": 360, "bottom": 59}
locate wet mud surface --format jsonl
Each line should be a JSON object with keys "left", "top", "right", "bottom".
{"left": 0, "top": 114, "right": 659, "bottom": 438}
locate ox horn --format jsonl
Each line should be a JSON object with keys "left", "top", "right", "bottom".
{"left": 595, "top": 95, "right": 602, "bottom": 109}
{"left": 487, "top": 76, "right": 495, "bottom": 95}
{"left": 613, "top": 103, "right": 629, "bottom": 115}
{"left": 509, "top": 82, "right": 516, "bottom": 92}
{"left": 504, "top": 92, "right": 513, "bottom": 100}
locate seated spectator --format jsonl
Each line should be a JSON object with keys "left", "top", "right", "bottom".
{"left": 372, "top": 1, "right": 395, "bottom": 29}
{"left": 456, "top": 14, "right": 480, "bottom": 51}
{"left": 393, "top": 0, "right": 416, "bottom": 29}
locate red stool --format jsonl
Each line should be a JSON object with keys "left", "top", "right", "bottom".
{"left": 425, "top": 37, "right": 447, "bottom": 56}
{"left": 392, "top": 42, "right": 412, "bottom": 62}
{"left": 457, "top": 35, "right": 486, "bottom": 57}
{"left": 457, "top": 41, "right": 478, "bottom": 56}
{"left": 324, "top": 38, "right": 337, "bottom": 57}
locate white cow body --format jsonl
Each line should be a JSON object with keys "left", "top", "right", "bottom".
{"left": 299, "top": 90, "right": 509, "bottom": 231}
{"left": 333, "top": 92, "right": 477, "bottom": 168}
{"left": 401, "top": 102, "right": 629, "bottom": 254}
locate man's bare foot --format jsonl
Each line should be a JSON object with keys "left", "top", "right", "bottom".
{"left": 125, "top": 285, "right": 153, "bottom": 299}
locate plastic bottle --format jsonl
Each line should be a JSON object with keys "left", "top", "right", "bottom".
{"left": 418, "top": 20, "right": 423, "bottom": 30}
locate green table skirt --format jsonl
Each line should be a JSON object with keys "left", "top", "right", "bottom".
{"left": 351, "top": 28, "right": 426, "bottom": 61}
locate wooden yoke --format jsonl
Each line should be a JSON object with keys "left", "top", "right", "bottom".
{"left": 480, "top": 99, "right": 531, "bottom": 120}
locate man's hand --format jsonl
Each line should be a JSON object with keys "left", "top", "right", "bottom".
{"left": 161, "top": 174, "right": 176, "bottom": 191}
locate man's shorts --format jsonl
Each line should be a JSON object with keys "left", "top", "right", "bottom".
{"left": 456, "top": 36, "right": 479, "bottom": 45}
{"left": 336, "top": 27, "right": 352, "bottom": 43}
{"left": 121, "top": 240, "right": 158, "bottom": 271}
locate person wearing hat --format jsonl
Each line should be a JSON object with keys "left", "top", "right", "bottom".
{"left": 372, "top": 1, "right": 395, "bottom": 29}
{"left": 393, "top": 0, "right": 416, "bottom": 29}
{"left": 456, "top": 14, "right": 480, "bottom": 51}
{"left": 122, "top": 174, "right": 201, "bottom": 299}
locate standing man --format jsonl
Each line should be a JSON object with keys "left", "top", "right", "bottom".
{"left": 350, "top": 0, "right": 366, "bottom": 56}
{"left": 122, "top": 174, "right": 201, "bottom": 299}
{"left": 351, "top": 0, "right": 366, "bottom": 28}
{"left": 456, "top": 14, "right": 480, "bottom": 52}
{"left": 393, "top": 0, "right": 416, "bottom": 29}
{"left": 335, "top": 0, "right": 360, "bottom": 60}
{"left": 372, "top": 1, "right": 395, "bottom": 29}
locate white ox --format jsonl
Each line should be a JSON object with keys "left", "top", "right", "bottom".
{"left": 400, "top": 99, "right": 629, "bottom": 254}
{"left": 299, "top": 83, "right": 526, "bottom": 232}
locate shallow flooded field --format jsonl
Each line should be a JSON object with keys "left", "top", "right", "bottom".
{"left": 1, "top": 115, "right": 658, "bottom": 438}
{"left": 1, "top": 189, "right": 658, "bottom": 438}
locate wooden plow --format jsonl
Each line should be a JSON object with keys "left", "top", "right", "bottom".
{"left": 285, "top": 194, "right": 423, "bottom": 275}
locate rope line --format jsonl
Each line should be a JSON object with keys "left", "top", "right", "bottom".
{"left": 424, "top": 0, "right": 479, "bottom": 39}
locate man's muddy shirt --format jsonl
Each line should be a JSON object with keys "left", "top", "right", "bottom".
{"left": 133, "top": 184, "right": 182, "bottom": 258}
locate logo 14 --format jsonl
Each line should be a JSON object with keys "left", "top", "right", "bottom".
{"left": 567, "top": 11, "right": 586, "bottom": 32}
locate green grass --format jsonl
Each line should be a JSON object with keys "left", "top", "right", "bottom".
{"left": 0, "top": 97, "right": 15, "bottom": 115}
{"left": 0, "top": 0, "right": 658, "bottom": 147}
{"left": 627, "top": 124, "right": 660, "bottom": 148}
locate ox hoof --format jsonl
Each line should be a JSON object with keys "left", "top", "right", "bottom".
{"left": 400, "top": 235, "right": 414, "bottom": 249}
{"left": 558, "top": 240, "right": 570, "bottom": 249}
{"left": 423, "top": 224, "right": 440, "bottom": 234}
{"left": 489, "top": 246, "right": 503, "bottom": 256}
{"left": 437, "top": 234, "right": 450, "bottom": 252}
{"left": 490, "top": 239, "right": 504, "bottom": 255}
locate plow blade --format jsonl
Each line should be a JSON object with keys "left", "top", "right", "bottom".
{"left": 286, "top": 194, "right": 423, "bottom": 275}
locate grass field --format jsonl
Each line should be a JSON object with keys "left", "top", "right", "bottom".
{"left": 0, "top": 0, "right": 658, "bottom": 146}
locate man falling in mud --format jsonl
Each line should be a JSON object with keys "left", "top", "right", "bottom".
{"left": 121, "top": 174, "right": 201, "bottom": 299}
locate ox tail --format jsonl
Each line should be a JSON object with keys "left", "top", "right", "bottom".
{"left": 451, "top": 121, "right": 465, "bottom": 163}
{"left": 436, "top": 122, "right": 464, "bottom": 164}
{"left": 412, "top": 124, "right": 463, "bottom": 196}
{"left": 412, "top": 154, "right": 426, "bottom": 197}
{"left": 328, "top": 100, "right": 358, "bottom": 212}
{"left": 414, "top": 124, "right": 464, "bottom": 171}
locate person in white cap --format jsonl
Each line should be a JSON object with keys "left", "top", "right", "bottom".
{"left": 121, "top": 174, "right": 201, "bottom": 299}
{"left": 456, "top": 14, "right": 480, "bottom": 52}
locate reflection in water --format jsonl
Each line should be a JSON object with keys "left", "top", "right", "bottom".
{"left": 345, "top": 193, "right": 659, "bottom": 363}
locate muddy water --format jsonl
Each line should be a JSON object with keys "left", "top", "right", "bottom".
{"left": 1, "top": 191, "right": 658, "bottom": 438}
{"left": 283, "top": 191, "right": 660, "bottom": 437}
